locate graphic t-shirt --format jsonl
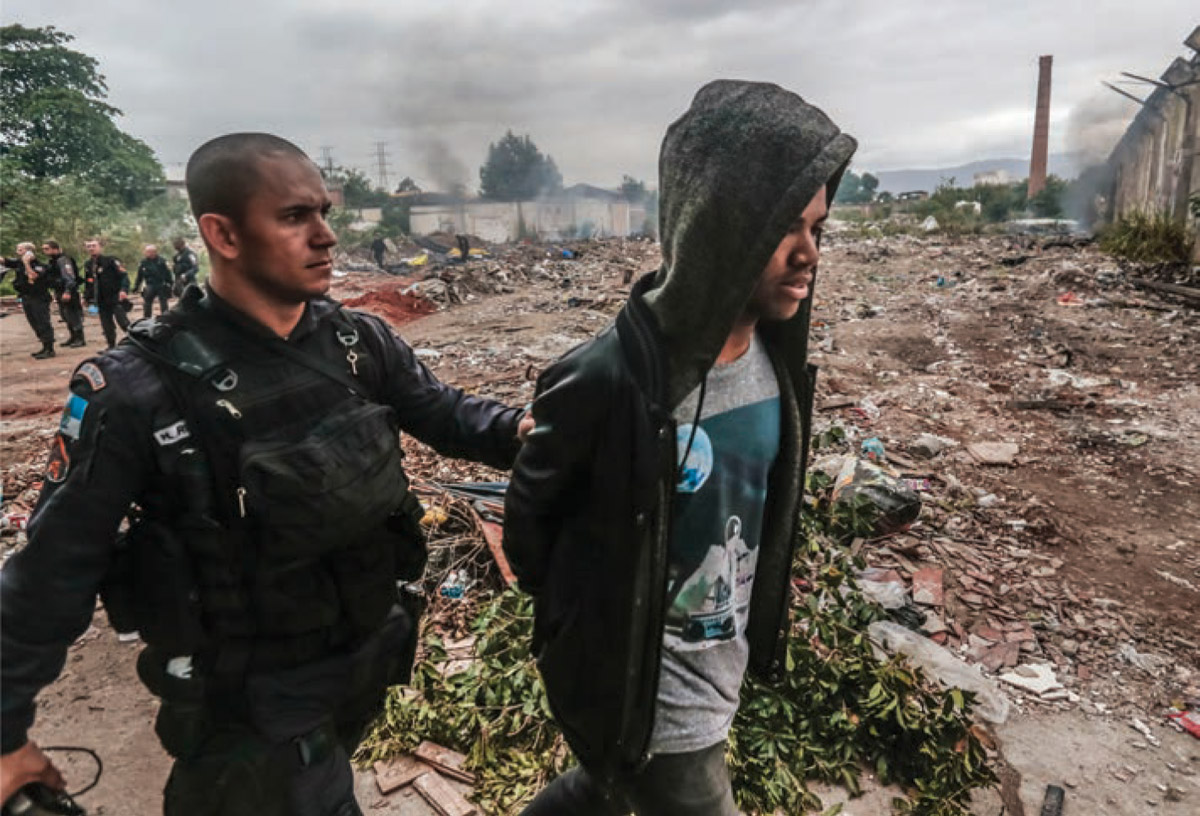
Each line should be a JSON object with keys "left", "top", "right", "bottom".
{"left": 650, "top": 333, "right": 780, "bottom": 754}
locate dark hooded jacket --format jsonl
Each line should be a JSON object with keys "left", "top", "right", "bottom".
{"left": 503, "top": 80, "right": 856, "bottom": 776}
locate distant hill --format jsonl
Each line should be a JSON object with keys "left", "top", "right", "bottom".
{"left": 873, "top": 153, "right": 1082, "bottom": 195}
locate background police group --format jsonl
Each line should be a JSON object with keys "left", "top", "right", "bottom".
{"left": 2, "top": 238, "right": 202, "bottom": 357}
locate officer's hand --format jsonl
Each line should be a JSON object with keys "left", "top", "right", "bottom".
{"left": 62, "top": 291, "right": 72, "bottom": 301}
{"left": 0, "top": 741, "right": 66, "bottom": 803}
{"left": 517, "top": 413, "right": 536, "bottom": 443}
{"left": 118, "top": 291, "right": 128, "bottom": 301}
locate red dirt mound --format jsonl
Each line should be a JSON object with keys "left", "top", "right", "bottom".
{"left": 342, "top": 289, "right": 437, "bottom": 327}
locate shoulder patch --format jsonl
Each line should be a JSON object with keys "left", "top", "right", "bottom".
{"left": 153, "top": 420, "right": 191, "bottom": 447}
{"left": 76, "top": 362, "right": 107, "bottom": 392}
{"left": 59, "top": 393, "right": 89, "bottom": 441}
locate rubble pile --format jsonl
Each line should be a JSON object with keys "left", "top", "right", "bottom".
{"left": 2, "top": 233, "right": 1197, "bottom": 751}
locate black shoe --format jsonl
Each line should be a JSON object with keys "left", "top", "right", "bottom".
{"left": 32, "top": 345, "right": 56, "bottom": 359}
{"left": 64, "top": 337, "right": 86, "bottom": 348}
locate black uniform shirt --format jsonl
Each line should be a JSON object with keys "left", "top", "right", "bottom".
{"left": 0, "top": 288, "right": 524, "bottom": 753}
{"left": 84, "top": 255, "right": 129, "bottom": 305}
{"left": 135, "top": 256, "right": 173, "bottom": 291}
{"left": 2, "top": 256, "right": 55, "bottom": 299}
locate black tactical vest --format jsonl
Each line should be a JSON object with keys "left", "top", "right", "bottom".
{"left": 116, "top": 292, "right": 426, "bottom": 676}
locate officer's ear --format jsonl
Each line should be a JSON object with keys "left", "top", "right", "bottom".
{"left": 199, "top": 213, "right": 240, "bottom": 262}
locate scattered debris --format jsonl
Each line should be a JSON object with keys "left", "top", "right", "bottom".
{"left": 1000, "top": 664, "right": 1062, "bottom": 696}
{"left": 869, "top": 620, "right": 1011, "bottom": 724}
{"left": 966, "top": 441, "right": 1020, "bottom": 466}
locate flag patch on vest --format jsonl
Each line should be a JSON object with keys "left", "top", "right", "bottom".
{"left": 59, "top": 394, "right": 88, "bottom": 440}
{"left": 76, "top": 362, "right": 106, "bottom": 392}
{"left": 154, "top": 420, "right": 191, "bottom": 446}
{"left": 46, "top": 434, "right": 70, "bottom": 483}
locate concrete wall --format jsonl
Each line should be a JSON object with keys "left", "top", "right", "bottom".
{"left": 410, "top": 196, "right": 637, "bottom": 242}
{"left": 1105, "top": 46, "right": 1199, "bottom": 259}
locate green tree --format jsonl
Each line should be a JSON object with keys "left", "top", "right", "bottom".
{"left": 834, "top": 169, "right": 877, "bottom": 205}
{"left": 479, "top": 131, "right": 562, "bottom": 201}
{"left": 320, "top": 165, "right": 388, "bottom": 208}
{"left": 1029, "top": 175, "right": 1067, "bottom": 218}
{"left": 1, "top": 24, "right": 163, "bottom": 206}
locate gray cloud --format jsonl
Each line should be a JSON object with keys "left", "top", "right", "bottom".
{"left": 3, "top": 0, "right": 1195, "bottom": 189}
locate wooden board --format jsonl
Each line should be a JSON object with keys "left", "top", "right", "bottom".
{"left": 375, "top": 755, "right": 436, "bottom": 795}
{"left": 412, "top": 772, "right": 476, "bottom": 816}
{"left": 414, "top": 741, "right": 476, "bottom": 784}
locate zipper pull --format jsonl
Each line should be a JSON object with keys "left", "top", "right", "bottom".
{"left": 216, "top": 399, "right": 242, "bottom": 419}
{"left": 346, "top": 349, "right": 359, "bottom": 376}
{"left": 236, "top": 486, "right": 247, "bottom": 518}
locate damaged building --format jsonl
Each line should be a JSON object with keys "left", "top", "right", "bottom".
{"left": 1105, "top": 25, "right": 1200, "bottom": 258}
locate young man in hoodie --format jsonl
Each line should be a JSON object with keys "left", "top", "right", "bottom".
{"left": 503, "top": 80, "right": 856, "bottom": 814}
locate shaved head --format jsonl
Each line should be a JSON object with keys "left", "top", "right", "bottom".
{"left": 186, "top": 133, "right": 315, "bottom": 224}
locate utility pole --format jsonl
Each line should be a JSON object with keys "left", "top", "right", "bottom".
{"left": 319, "top": 146, "right": 335, "bottom": 176}
{"left": 373, "top": 142, "right": 391, "bottom": 192}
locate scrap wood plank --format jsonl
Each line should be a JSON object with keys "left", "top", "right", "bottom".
{"left": 414, "top": 741, "right": 476, "bottom": 784}
{"left": 375, "top": 754, "right": 435, "bottom": 794}
{"left": 477, "top": 518, "right": 516, "bottom": 587}
{"left": 412, "top": 772, "right": 476, "bottom": 816}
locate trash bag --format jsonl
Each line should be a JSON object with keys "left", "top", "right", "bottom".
{"left": 832, "top": 457, "right": 921, "bottom": 535}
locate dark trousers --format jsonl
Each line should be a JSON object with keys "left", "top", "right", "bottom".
{"left": 21, "top": 295, "right": 54, "bottom": 346}
{"left": 161, "top": 607, "right": 413, "bottom": 816}
{"left": 144, "top": 286, "right": 170, "bottom": 318}
{"left": 58, "top": 294, "right": 84, "bottom": 336}
{"left": 163, "top": 719, "right": 362, "bottom": 816}
{"left": 98, "top": 301, "right": 131, "bottom": 347}
{"left": 521, "top": 741, "right": 738, "bottom": 816}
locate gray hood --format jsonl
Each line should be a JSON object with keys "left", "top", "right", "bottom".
{"left": 643, "top": 79, "right": 857, "bottom": 409}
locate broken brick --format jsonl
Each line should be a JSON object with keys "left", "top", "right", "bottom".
{"left": 979, "top": 641, "right": 1022, "bottom": 672}
{"left": 911, "top": 568, "right": 944, "bottom": 606}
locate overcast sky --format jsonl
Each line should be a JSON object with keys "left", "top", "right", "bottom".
{"left": 4, "top": 1, "right": 1196, "bottom": 190}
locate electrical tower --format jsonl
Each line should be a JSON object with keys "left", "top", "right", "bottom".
{"left": 319, "top": 146, "right": 335, "bottom": 176}
{"left": 373, "top": 142, "right": 391, "bottom": 192}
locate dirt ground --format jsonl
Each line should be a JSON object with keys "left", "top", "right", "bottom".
{"left": 1, "top": 234, "right": 1197, "bottom": 814}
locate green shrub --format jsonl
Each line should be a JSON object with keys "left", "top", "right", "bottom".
{"left": 1099, "top": 211, "right": 1194, "bottom": 263}
{"left": 359, "top": 469, "right": 996, "bottom": 814}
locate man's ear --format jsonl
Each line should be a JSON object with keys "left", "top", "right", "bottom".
{"left": 199, "top": 213, "right": 239, "bottom": 262}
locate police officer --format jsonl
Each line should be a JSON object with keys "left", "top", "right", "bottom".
{"left": 0, "top": 133, "right": 533, "bottom": 816}
{"left": 173, "top": 236, "right": 199, "bottom": 296}
{"left": 83, "top": 238, "right": 131, "bottom": 349}
{"left": 1, "top": 242, "right": 58, "bottom": 358}
{"left": 136, "top": 244, "right": 174, "bottom": 317}
{"left": 42, "top": 240, "right": 87, "bottom": 348}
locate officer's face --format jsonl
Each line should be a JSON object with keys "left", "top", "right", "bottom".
{"left": 233, "top": 155, "right": 337, "bottom": 304}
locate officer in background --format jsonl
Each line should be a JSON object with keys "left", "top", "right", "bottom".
{"left": 42, "top": 240, "right": 86, "bottom": 348}
{"left": 172, "top": 236, "right": 199, "bottom": 295}
{"left": 83, "top": 238, "right": 131, "bottom": 349}
{"left": 0, "top": 133, "right": 533, "bottom": 816}
{"left": 1, "top": 242, "right": 58, "bottom": 358}
{"left": 136, "top": 244, "right": 174, "bottom": 317}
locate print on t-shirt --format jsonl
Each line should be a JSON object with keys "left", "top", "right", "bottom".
{"left": 665, "top": 396, "right": 779, "bottom": 651}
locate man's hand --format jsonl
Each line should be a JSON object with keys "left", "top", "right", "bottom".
{"left": 61, "top": 291, "right": 72, "bottom": 302}
{"left": 0, "top": 741, "right": 65, "bottom": 804}
{"left": 118, "top": 291, "right": 128, "bottom": 301}
{"left": 517, "top": 412, "right": 536, "bottom": 443}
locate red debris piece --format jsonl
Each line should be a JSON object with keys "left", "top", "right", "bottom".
{"left": 911, "top": 568, "right": 944, "bottom": 606}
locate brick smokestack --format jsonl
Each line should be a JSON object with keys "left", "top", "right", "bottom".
{"left": 1028, "top": 55, "right": 1053, "bottom": 199}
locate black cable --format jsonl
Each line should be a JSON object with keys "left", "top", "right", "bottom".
{"left": 39, "top": 746, "right": 102, "bottom": 798}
